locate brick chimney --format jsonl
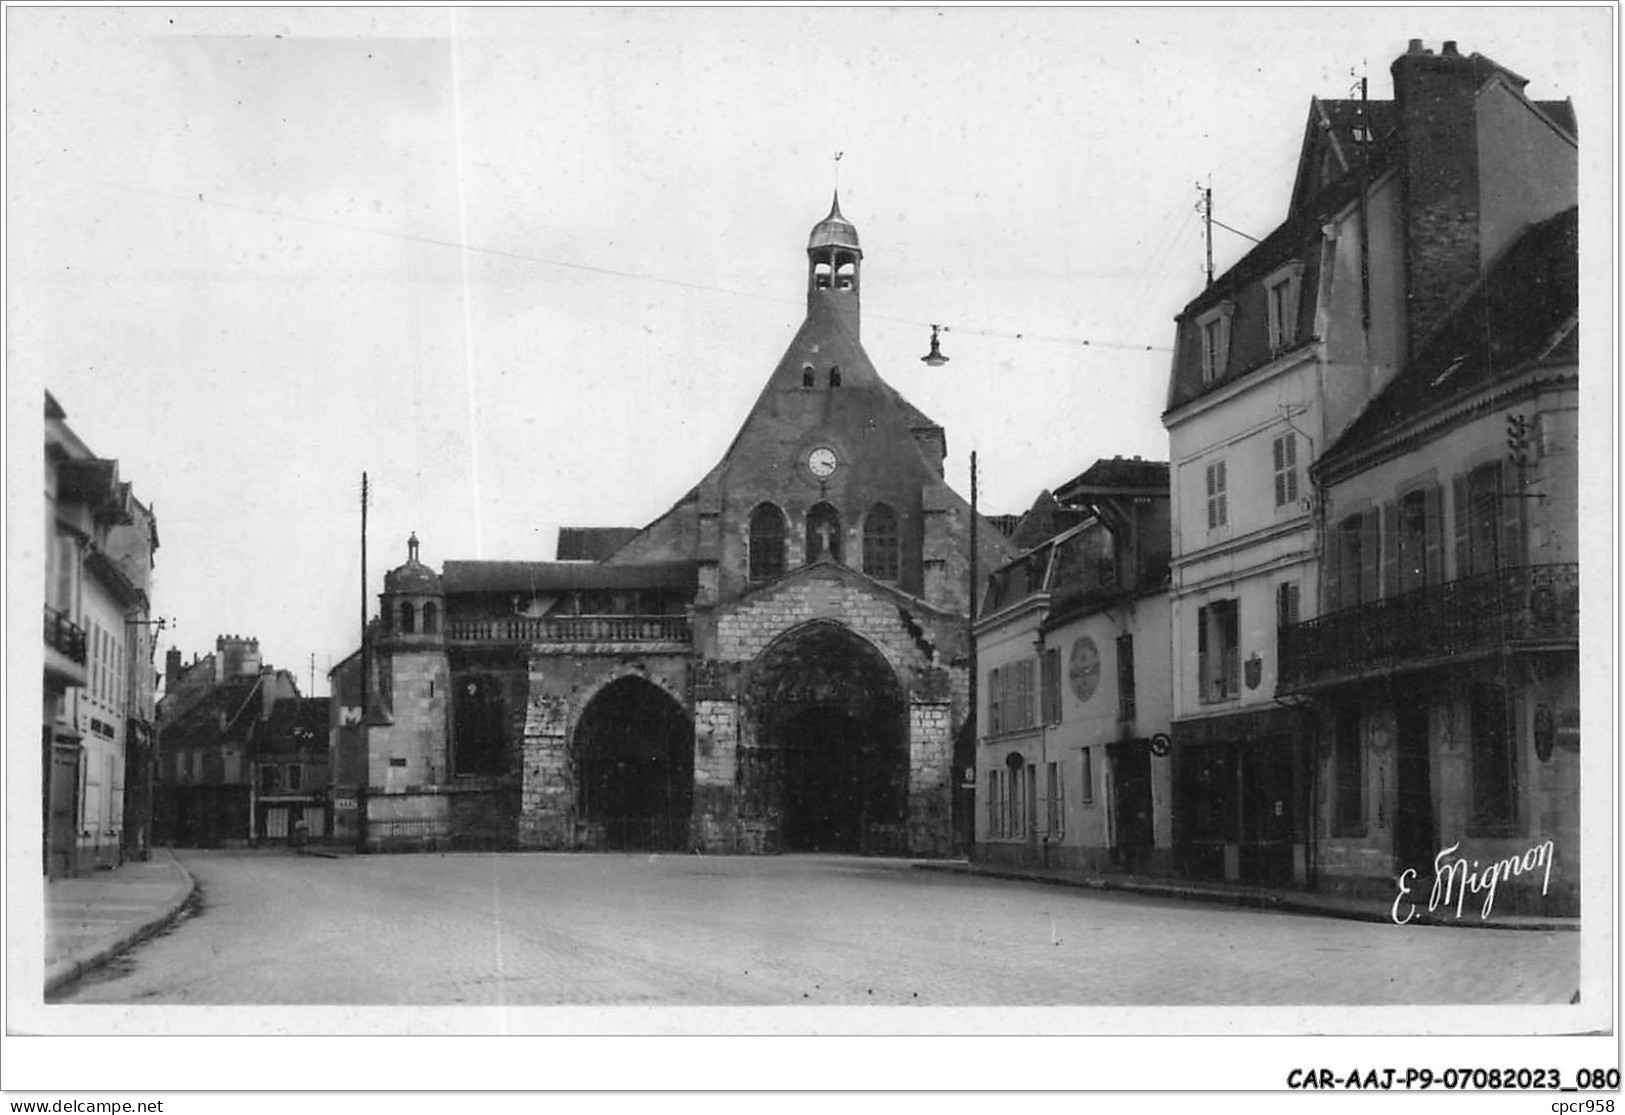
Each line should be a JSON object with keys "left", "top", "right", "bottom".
{"left": 1389, "top": 39, "right": 1504, "bottom": 354}
{"left": 165, "top": 646, "right": 183, "bottom": 690}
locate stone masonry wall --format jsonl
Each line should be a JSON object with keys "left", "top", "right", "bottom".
{"left": 908, "top": 701, "right": 953, "bottom": 856}
{"left": 518, "top": 688, "right": 570, "bottom": 849}
{"left": 691, "top": 697, "right": 740, "bottom": 851}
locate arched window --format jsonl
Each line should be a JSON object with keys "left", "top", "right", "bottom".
{"left": 802, "top": 365, "right": 815, "bottom": 388}
{"left": 399, "top": 601, "right": 416, "bottom": 634}
{"left": 835, "top": 261, "right": 857, "bottom": 291}
{"left": 748, "top": 503, "right": 786, "bottom": 581}
{"left": 863, "top": 503, "right": 900, "bottom": 581}
{"left": 812, "top": 262, "right": 832, "bottom": 290}
{"left": 422, "top": 601, "right": 439, "bottom": 634}
{"left": 828, "top": 365, "right": 842, "bottom": 387}
{"left": 805, "top": 502, "right": 843, "bottom": 563}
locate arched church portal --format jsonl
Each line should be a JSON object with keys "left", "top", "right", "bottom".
{"left": 572, "top": 676, "right": 694, "bottom": 851}
{"left": 747, "top": 622, "right": 908, "bottom": 854}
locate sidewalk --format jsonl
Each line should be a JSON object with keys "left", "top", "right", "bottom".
{"left": 912, "top": 859, "right": 1580, "bottom": 931}
{"left": 45, "top": 846, "right": 199, "bottom": 996}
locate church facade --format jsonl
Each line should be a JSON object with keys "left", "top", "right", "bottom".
{"left": 331, "top": 199, "right": 1013, "bottom": 857}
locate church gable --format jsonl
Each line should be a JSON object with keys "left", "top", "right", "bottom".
{"left": 715, "top": 560, "right": 959, "bottom": 684}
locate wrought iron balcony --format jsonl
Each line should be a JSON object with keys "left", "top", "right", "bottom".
{"left": 44, "top": 605, "right": 88, "bottom": 676}
{"left": 1278, "top": 563, "right": 1578, "bottom": 693}
{"left": 447, "top": 613, "right": 692, "bottom": 646}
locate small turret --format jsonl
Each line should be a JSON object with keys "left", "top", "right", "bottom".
{"left": 807, "top": 193, "right": 862, "bottom": 338}
{"left": 379, "top": 533, "right": 445, "bottom": 646}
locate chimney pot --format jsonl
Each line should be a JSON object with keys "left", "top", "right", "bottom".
{"left": 1442, "top": 40, "right": 1460, "bottom": 56}
{"left": 1408, "top": 38, "right": 1426, "bottom": 54}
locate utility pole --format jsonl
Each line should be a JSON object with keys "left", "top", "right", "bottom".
{"left": 1198, "top": 179, "right": 1214, "bottom": 288}
{"left": 965, "top": 449, "right": 979, "bottom": 855}
{"left": 357, "top": 471, "right": 369, "bottom": 853}
{"left": 360, "top": 472, "right": 368, "bottom": 716}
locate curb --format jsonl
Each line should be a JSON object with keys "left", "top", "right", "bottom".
{"left": 44, "top": 855, "right": 202, "bottom": 997}
{"left": 911, "top": 862, "right": 1578, "bottom": 932}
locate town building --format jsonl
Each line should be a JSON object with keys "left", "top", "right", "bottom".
{"left": 973, "top": 457, "right": 1173, "bottom": 873}
{"left": 154, "top": 636, "right": 328, "bottom": 846}
{"left": 1161, "top": 40, "right": 1576, "bottom": 890}
{"left": 1279, "top": 203, "right": 1578, "bottom": 914}
{"left": 330, "top": 197, "right": 1014, "bottom": 855}
{"left": 43, "top": 391, "right": 160, "bottom": 877}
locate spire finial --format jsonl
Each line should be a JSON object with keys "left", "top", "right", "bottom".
{"left": 408, "top": 532, "right": 419, "bottom": 562}
{"left": 833, "top": 150, "right": 843, "bottom": 198}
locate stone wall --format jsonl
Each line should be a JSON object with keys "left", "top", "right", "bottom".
{"left": 907, "top": 701, "right": 953, "bottom": 856}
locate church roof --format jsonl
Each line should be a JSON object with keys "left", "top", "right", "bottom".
{"left": 808, "top": 192, "right": 860, "bottom": 252}
{"left": 441, "top": 560, "right": 697, "bottom": 594}
{"left": 384, "top": 559, "right": 441, "bottom": 594}
{"left": 556, "top": 526, "right": 642, "bottom": 561}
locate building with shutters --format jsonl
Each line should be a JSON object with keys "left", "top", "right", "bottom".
{"left": 329, "top": 198, "right": 1014, "bottom": 856}
{"left": 1278, "top": 204, "right": 1578, "bottom": 914}
{"left": 43, "top": 391, "right": 160, "bottom": 878}
{"left": 154, "top": 637, "right": 328, "bottom": 846}
{"left": 973, "top": 457, "right": 1173, "bottom": 874}
{"left": 1161, "top": 40, "right": 1576, "bottom": 891}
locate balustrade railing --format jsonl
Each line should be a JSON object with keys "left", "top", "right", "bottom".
{"left": 1278, "top": 563, "right": 1578, "bottom": 692}
{"left": 447, "top": 613, "right": 692, "bottom": 645}
{"left": 44, "top": 606, "right": 88, "bottom": 664}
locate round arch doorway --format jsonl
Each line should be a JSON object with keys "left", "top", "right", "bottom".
{"left": 573, "top": 676, "right": 694, "bottom": 851}
{"left": 748, "top": 621, "right": 908, "bottom": 854}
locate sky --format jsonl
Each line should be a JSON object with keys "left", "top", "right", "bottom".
{"left": 8, "top": 5, "right": 1613, "bottom": 696}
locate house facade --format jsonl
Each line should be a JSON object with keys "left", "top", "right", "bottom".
{"left": 331, "top": 198, "right": 1014, "bottom": 856}
{"left": 154, "top": 636, "right": 320, "bottom": 846}
{"left": 974, "top": 458, "right": 1173, "bottom": 874}
{"left": 1161, "top": 39, "right": 1576, "bottom": 890}
{"left": 43, "top": 391, "right": 159, "bottom": 877}
{"left": 1280, "top": 205, "right": 1579, "bottom": 915}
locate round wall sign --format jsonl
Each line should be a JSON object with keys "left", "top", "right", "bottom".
{"left": 1069, "top": 635, "right": 1101, "bottom": 702}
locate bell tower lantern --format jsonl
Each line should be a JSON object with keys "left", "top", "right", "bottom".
{"left": 807, "top": 193, "right": 862, "bottom": 339}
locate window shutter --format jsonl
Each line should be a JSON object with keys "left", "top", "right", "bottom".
{"left": 1498, "top": 466, "right": 1524, "bottom": 570}
{"left": 1284, "top": 435, "right": 1299, "bottom": 503}
{"left": 1324, "top": 522, "right": 1343, "bottom": 612}
{"left": 1452, "top": 474, "right": 1470, "bottom": 578}
{"left": 1197, "top": 605, "right": 1210, "bottom": 697}
{"left": 1382, "top": 501, "right": 1400, "bottom": 599}
{"left": 1423, "top": 485, "right": 1444, "bottom": 586}
{"left": 1360, "top": 509, "right": 1381, "bottom": 604}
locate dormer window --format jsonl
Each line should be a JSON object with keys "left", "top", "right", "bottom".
{"left": 1265, "top": 262, "right": 1305, "bottom": 355}
{"left": 1197, "top": 302, "right": 1233, "bottom": 385}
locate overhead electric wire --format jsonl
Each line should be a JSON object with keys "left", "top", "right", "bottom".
{"left": 94, "top": 178, "right": 1173, "bottom": 356}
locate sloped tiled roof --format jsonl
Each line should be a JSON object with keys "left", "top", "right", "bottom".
{"left": 556, "top": 527, "right": 642, "bottom": 562}
{"left": 442, "top": 560, "right": 698, "bottom": 594}
{"left": 1054, "top": 456, "right": 1170, "bottom": 496}
{"left": 1320, "top": 205, "right": 1577, "bottom": 472}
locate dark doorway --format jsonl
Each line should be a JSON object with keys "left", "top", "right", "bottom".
{"left": 573, "top": 677, "right": 693, "bottom": 851}
{"left": 1393, "top": 703, "right": 1435, "bottom": 876}
{"left": 46, "top": 735, "right": 80, "bottom": 877}
{"left": 746, "top": 621, "right": 908, "bottom": 854}
{"left": 782, "top": 707, "right": 865, "bottom": 850}
{"left": 1174, "top": 741, "right": 1233, "bottom": 880}
{"left": 1108, "top": 741, "right": 1154, "bottom": 871}
{"left": 1238, "top": 736, "right": 1297, "bottom": 886}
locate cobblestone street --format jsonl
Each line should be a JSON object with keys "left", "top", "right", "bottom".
{"left": 53, "top": 850, "right": 1578, "bottom": 1006}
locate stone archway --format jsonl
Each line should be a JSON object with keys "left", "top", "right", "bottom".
{"left": 745, "top": 621, "right": 908, "bottom": 854}
{"left": 572, "top": 676, "right": 694, "bottom": 851}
